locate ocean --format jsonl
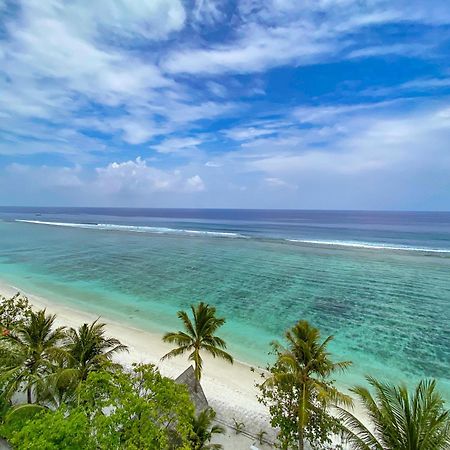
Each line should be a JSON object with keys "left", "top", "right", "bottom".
{"left": 0, "top": 207, "right": 449, "bottom": 397}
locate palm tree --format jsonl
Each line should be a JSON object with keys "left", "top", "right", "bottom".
{"left": 65, "top": 319, "right": 128, "bottom": 381}
{"left": 0, "top": 309, "right": 65, "bottom": 403}
{"left": 264, "top": 320, "right": 352, "bottom": 450}
{"left": 337, "top": 377, "right": 450, "bottom": 450}
{"left": 43, "top": 320, "right": 128, "bottom": 406}
{"left": 162, "top": 302, "right": 233, "bottom": 388}
{"left": 190, "top": 407, "right": 224, "bottom": 449}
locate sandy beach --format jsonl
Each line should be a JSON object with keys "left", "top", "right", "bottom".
{"left": 0, "top": 280, "right": 277, "bottom": 449}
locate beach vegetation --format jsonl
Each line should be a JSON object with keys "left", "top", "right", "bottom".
{"left": 232, "top": 417, "right": 245, "bottom": 434}
{"left": 256, "top": 429, "right": 268, "bottom": 444}
{"left": 189, "top": 407, "right": 224, "bottom": 449}
{"left": 0, "top": 308, "right": 66, "bottom": 404}
{"left": 41, "top": 320, "right": 130, "bottom": 406}
{"left": 258, "top": 320, "right": 352, "bottom": 450}
{"left": 338, "top": 376, "right": 450, "bottom": 450}
{"left": 64, "top": 319, "right": 128, "bottom": 381}
{"left": 2, "top": 364, "right": 197, "bottom": 449}
{"left": 0, "top": 296, "right": 202, "bottom": 449}
{"left": 0, "top": 293, "right": 32, "bottom": 331}
{"left": 162, "top": 302, "right": 233, "bottom": 388}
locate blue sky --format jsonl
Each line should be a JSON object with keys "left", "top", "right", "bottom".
{"left": 1, "top": 0, "right": 450, "bottom": 209}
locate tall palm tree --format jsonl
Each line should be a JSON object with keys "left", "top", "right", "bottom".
{"left": 0, "top": 309, "right": 65, "bottom": 403}
{"left": 42, "top": 320, "right": 128, "bottom": 407}
{"left": 264, "top": 320, "right": 352, "bottom": 450}
{"left": 162, "top": 302, "right": 233, "bottom": 388}
{"left": 65, "top": 320, "right": 128, "bottom": 381}
{"left": 189, "top": 407, "right": 224, "bottom": 450}
{"left": 337, "top": 377, "right": 450, "bottom": 450}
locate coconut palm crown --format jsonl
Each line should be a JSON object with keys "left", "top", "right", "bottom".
{"left": 1, "top": 309, "right": 65, "bottom": 403}
{"left": 264, "top": 320, "right": 352, "bottom": 450}
{"left": 338, "top": 376, "right": 450, "bottom": 450}
{"left": 65, "top": 319, "right": 128, "bottom": 380}
{"left": 161, "top": 302, "right": 233, "bottom": 385}
{"left": 190, "top": 407, "right": 224, "bottom": 450}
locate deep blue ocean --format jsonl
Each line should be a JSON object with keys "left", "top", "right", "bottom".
{"left": 0, "top": 207, "right": 449, "bottom": 397}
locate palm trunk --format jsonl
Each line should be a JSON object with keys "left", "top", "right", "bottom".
{"left": 194, "top": 347, "right": 200, "bottom": 393}
{"left": 298, "top": 382, "right": 306, "bottom": 450}
{"left": 27, "top": 386, "right": 32, "bottom": 404}
{"left": 298, "top": 428, "right": 304, "bottom": 450}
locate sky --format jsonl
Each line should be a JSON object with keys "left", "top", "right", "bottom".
{"left": 1, "top": 0, "right": 450, "bottom": 210}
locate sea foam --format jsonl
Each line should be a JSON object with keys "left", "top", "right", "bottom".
{"left": 15, "top": 220, "right": 244, "bottom": 238}
{"left": 286, "top": 238, "right": 450, "bottom": 254}
{"left": 15, "top": 220, "right": 450, "bottom": 253}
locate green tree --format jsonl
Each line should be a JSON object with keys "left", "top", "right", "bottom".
{"left": 338, "top": 377, "right": 450, "bottom": 450}
{"left": 162, "top": 302, "right": 233, "bottom": 388}
{"left": 190, "top": 407, "right": 224, "bottom": 450}
{"left": 43, "top": 320, "right": 128, "bottom": 407}
{"left": 65, "top": 320, "right": 128, "bottom": 380}
{"left": 6, "top": 364, "right": 196, "bottom": 449}
{"left": 5, "top": 407, "right": 92, "bottom": 450}
{"left": 0, "top": 309, "right": 65, "bottom": 404}
{"left": 258, "top": 320, "right": 351, "bottom": 450}
{"left": 0, "top": 293, "right": 32, "bottom": 331}
{"left": 81, "top": 363, "right": 195, "bottom": 449}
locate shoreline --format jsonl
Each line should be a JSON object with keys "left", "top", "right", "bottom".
{"left": 1, "top": 278, "right": 422, "bottom": 448}
{"left": 0, "top": 279, "right": 278, "bottom": 448}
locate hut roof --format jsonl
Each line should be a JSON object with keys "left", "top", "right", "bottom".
{"left": 175, "top": 366, "right": 208, "bottom": 413}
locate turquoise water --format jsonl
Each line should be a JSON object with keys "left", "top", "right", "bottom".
{"left": 0, "top": 208, "right": 449, "bottom": 398}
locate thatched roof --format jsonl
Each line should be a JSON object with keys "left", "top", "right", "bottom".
{"left": 175, "top": 366, "right": 208, "bottom": 413}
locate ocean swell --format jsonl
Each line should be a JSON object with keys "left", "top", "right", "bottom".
{"left": 15, "top": 220, "right": 450, "bottom": 254}
{"left": 286, "top": 239, "right": 450, "bottom": 254}
{"left": 15, "top": 220, "right": 245, "bottom": 238}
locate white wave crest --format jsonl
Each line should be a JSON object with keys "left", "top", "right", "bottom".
{"left": 286, "top": 239, "right": 450, "bottom": 254}
{"left": 15, "top": 220, "right": 245, "bottom": 238}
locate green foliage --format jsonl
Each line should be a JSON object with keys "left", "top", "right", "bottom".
{"left": 256, "top": 429, "right": 267, "bottom": 444}
{"left": 1, "top": 403, "right": 47, "bottom": 442}
{"left": 4, "top": 364, "right": 196, "bottom": 449}
{"left": 40, "top": 320, "right": 128, "bottom": 407}
{"left": 258, "top": 320, "right": 352, "bottom": 450}
{"left": 162, "top": 302, "right": 233, "bottom": 385}
{"left": 189, "top": 407, "right": 224, "bottom": 449}
{"left": 0, "top": 293, "right": 32, "bottom": 331}
{"left": 80, "top": 363, "right": 195, "bottom": 449}
{"left": 65, "top": 319, "right": 128, "bottom": 380}
{"left": 232, "top": 417, "right": 245, "bottom": 434}
{"left": 8, "top": 408, "right": 92, "bottom": 450}
{"left": 0, "top": 309, "right": 66, "bottom": 403}
{"left": 338, "top": 377, "right": 450, "bottom": 450}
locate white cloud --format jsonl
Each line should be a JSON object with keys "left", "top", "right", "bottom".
{"left": 264, "top": 177, "right": 295, "bottom": 188}
{"left": 83, "top": 0, "right": 186, "bottom": 40}
{"left": 163, "top": 23, "right": 334, "bottom": 75}
{"left": 192, "top": 0, "right": 224, "bottom": 26}
{"left": 151, "top": 137, "right": 203, "bottom": 154}
{"left": 94, "top": 157, "right": 206, "bottom": 195}
{"left": 185, "top": 175, "right": 205, "bottom": 192}
{"left": 225, "top": 101, "right": 450, "bottom": 178}
{"left": 164, "top": 0, "right": 450, "bottom": 76}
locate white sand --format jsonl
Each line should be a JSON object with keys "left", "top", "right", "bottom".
{"left": 0, "top": 280, "right": 276, "bottom": 449}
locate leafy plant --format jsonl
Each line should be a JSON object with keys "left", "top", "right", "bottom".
{"left": 0, "top": 293, "right": 32, "bottom": 331}
{"left": 5, "top": 364, "right": 196, "bottom": 450}
{"left": 256, "top": 429, "right": 267, "bottom": 445}
{"left": 0, "top": 309, "right": 65, "bottom": 403}
{"left": 232, "top": 417, "right": 245, "bottom": 434}
{"left": 190, "top": 407, "right": 224, "bottom": 449}
{"left": 338, "top": 377, "right": 450, "bottom": 450}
